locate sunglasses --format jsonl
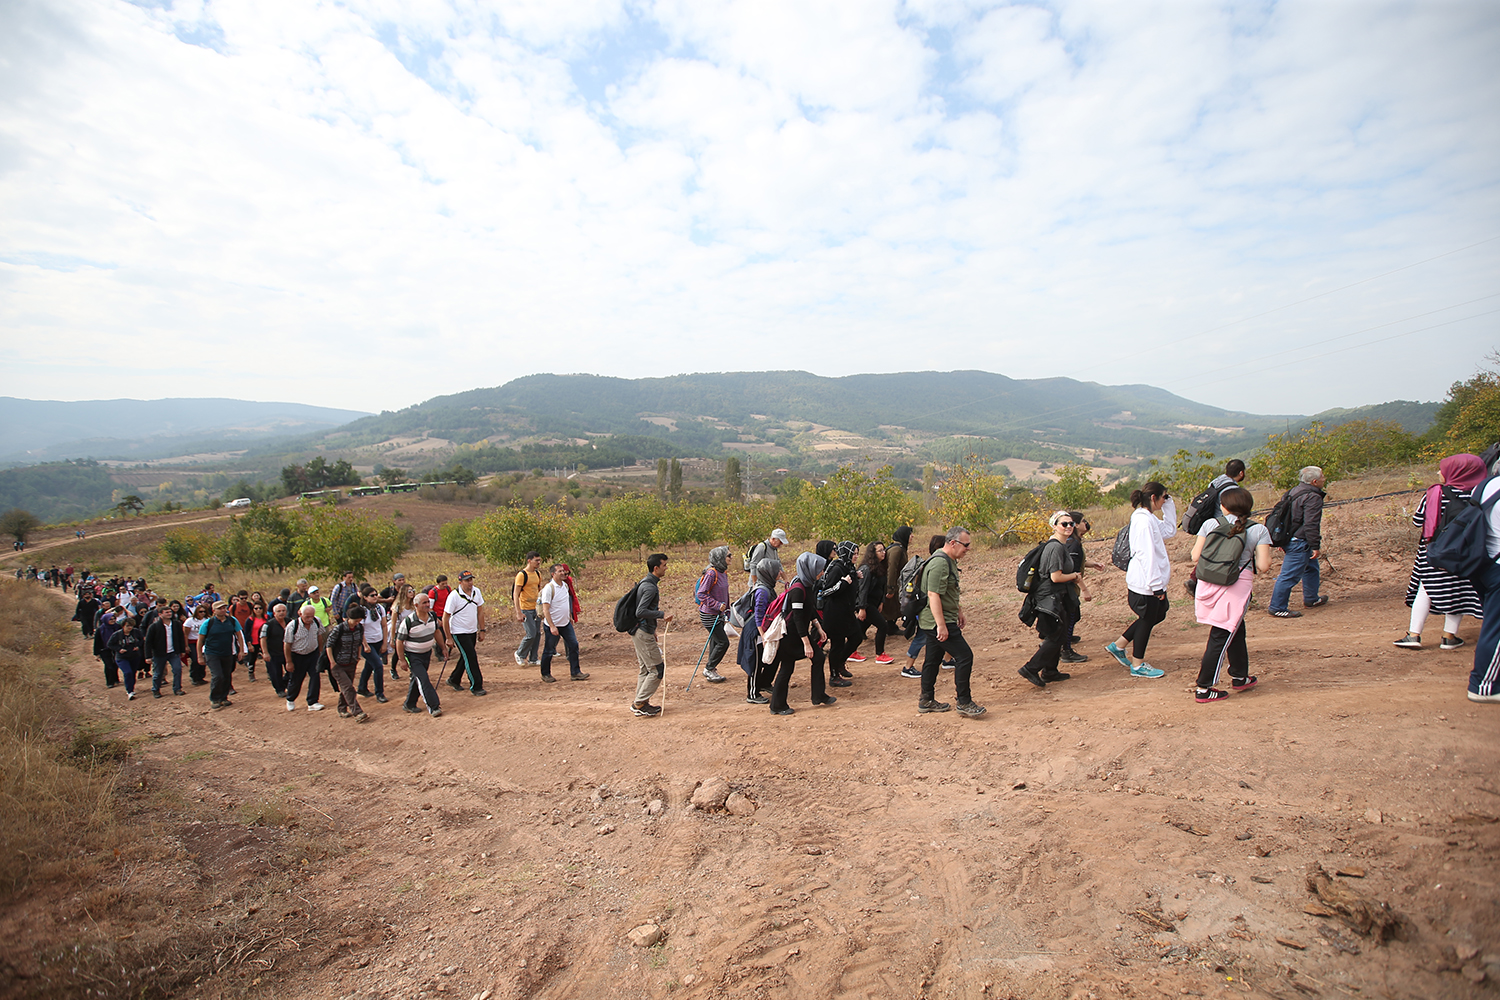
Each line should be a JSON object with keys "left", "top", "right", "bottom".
{"left": 1059, "top": 522, "right": 1075, "bottom": 527}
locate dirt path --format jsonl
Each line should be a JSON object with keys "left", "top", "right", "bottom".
{"left": 12, "top": 518, "right": 1500, "bottom": 1000}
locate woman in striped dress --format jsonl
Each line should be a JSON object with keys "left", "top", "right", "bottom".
{"left": 1395, "top": 453, "right": 1488, "bottom": 650}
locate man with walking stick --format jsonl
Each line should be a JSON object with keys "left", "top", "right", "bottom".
{"left": 630, "top": 553, "right": 673, "bottom": 718}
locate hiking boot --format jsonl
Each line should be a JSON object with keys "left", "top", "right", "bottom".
{"left": 429, "top": 708, "right": 443, "bottom": 717}
{"left": 471, "top": 688, "right": 488, "bottom": 696}
{"left": 1195, "top": 688, "right": 1230, "bottom": 703}
{"left": 446, "top": 680, "right": 463, "bottom": 691}
{"left": 1017, "top": 665, "right": 1046, "bottom": 688}
{"left": 771, "top": 706, "right": 795, "bottom": 716}
{"left": 900, "top": 665, "right": 922, "bottom": 679}
{"left": 956, "top": 700, "right": 987, "bottom": 717}
{"left": 1103, "top": 642, "right": 1131, "bottom": 668}
{"left": 1304, "top": 596, "right": 1328, "bottom": 608}
{"left": 1129, "top": 663, "right": 1165, "bottom": 678}
{"left": 541, "top": 675, "right": 557, "bottom": 683}
{"left": 846, "top": 652, "right": 867, "bottom": 663}
{"left": 338, "top": 708, "right": 350, "bottom": 718}
{"left": 570, "top": 672, "right": 590, "bottom": 681}
{"left": 152, "top": 689, "right": 162, "bottom": 699}
{"left": 1230, "top": 676, "right": 1258, "bottom": 693}
{"left": 704, "top": 669, "right": 726, "bottom": 683}
{"left": 874, "top": 654, "right": 894, "bottom": 664}
{"left": 375, "top": 694, "right": 389, "bottom": 703}
{"left": 354, "top": 712, "right": 370, "bottom": 724}
{"left": 814, "top": 695, "right": 837, "bottom": 706}
{"left": 632, "top": 702, "right": 663, "bottom": 717}
{"left": 210, "top": 700, "right": 228, "bottom": 710}
{"left": 1393, "top": 633, "right": 1423, "bottom": 648}
{"left": 1268, "top": 609, "right": 1302, "bottom": 618}
{"left": 1059, "top": 648, "right": 1089, "bottom": 663}
{"left": 918, "top": 699, "right": 951, "bottom": 713}
{"left": 746, "top": 694, "right": 770, "bottom": 705}
{"left": 1440, "top": 635, "right": 1465, "bottom": 650}
{"left": 1039, "top": 668, "right": 1072, "bottom": 683}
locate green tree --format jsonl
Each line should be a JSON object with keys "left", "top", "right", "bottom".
{"left": 216, "top": 505, "right": 298, "bottom": 572}
{"left": 157, "top": 528, "right": 215, "bottom": 572}
{"left": 572, "top": 494, "right": 662, "bottom": 554}
{"left": 1425, "top": 357, "right": 1500, "bottom": 458}
{"left": 291, "top": 507, "right": 411, "bottom": 578}
{"left": 468, "top": 502, "right": 572, "bottom": 566}
{"left": 115, "top": 495, "right": 145, "bottom": 518}
{"left": 0, "top": 508, "right": 43, "bottom": 544}
{"left": 439, "top": 518, "right": 478, "bottom": 556}
{"left": 1044, "top": 462, "right": 1103, "bottom": 510}
{"left": 935, "top": 458, "right": 1047, "bottom": 545}
{"left": 656, "top": 458, "right": 669, "bottom": 501}
{"left": 1250, "top": 420, "right": 1416, "bottom": 489}
{"left": 724, "top": 456, "right": 743, "bottom": 503}
{"left": 802, "top": 465, "right": 921, "bottom": 542}
{"left": 668, "top": 459, "right": 683, "bottom": 505}
{"left": 379, "top": 467, "right": 409, "bottom": 485}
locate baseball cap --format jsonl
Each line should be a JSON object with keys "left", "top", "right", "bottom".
{"left": 771, "top": 528, "right": 789, "bottom": 544}
{"left": 212, "top": 600, "right": 229, "bottom": 610}
{"left": 458, "top": 570, "right": 475, "bottom": 580}
{"left": 307, "top": 585, "right": 320, "bottom": 593}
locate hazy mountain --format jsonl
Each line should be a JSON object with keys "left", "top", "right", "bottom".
{"left": 0, "top": 397, "right": 372, "bottom": 463}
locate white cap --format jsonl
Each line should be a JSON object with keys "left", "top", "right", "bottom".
{"left": 770, "top": 528, "right": 789, "bottom": 544}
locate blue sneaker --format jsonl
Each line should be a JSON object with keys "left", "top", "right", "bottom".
{"left": 1104, "top": 642, "right": 1131, "bottom": 668}
{"left": 1130, "top": 663, "right": 1165, "bottom": 678}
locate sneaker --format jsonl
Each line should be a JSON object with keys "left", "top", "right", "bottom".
{"left": 174, "top": 689, "right": 184, "bottom": 696}
{"left": 246, "top": 668, "right": 255, "bottom": 681}
{"left": 191, "top": 679, "right": 207, "bottom": 686}
{"left": 704, "top": 669, "right": 725, "bottom": 683}
{"left": 1268, "top": 609, "right": 1302, "bottom": 618}
{"left": 514, "top": 653, "right": 527, "bottom": 666}
{"left": 1104, "top": 642, "right": 1131, "bottom": 668}
{"left": 356, "top": 689, "right": 373, "bottom": 697}
{"left": 273, "top": 689, "right": 286, "bottom": 698}
{"left": 286, "top": 700, "right": 296, "bottom": 712}
{"left": 1440, "top": 635, "right": 1466, "bottom": 650}
{"left": 632, "top": 702, "right": 663, "bottom": 717}
{"left": 210, "top": 700, "right": 227, "bottom": 710}
{"left": 471, "top": 688, "right": 488, "bottom": 696}
{"left": 390, "top": 668, "right": 399, "bottom": 679}
{"left": 814, "top": 695, "right": 837, "bottom": 706}
{"left": 1017, "top": 665, "right": 1046, "bottom": 688}
{"left": 956, "top": 700, "right": 987, "bottom": 717}
{"left": 570, "top": 672, "right": 590, "bottom": 681}
{"left": 430, "top": 708, "right": 443, "bottom": 717}
{"left": 307, "top": 703, "right": 325, "bottom": 711}
{"left": 1467, "top": 690, "right": 1500, "bottom": 704}
{"left": 847, "top": 652, "right": 867, "bottom": 663}
{"left": 918, "top": 699, "right": 951, "bottom": 713}
{"left": 1039, "top": 668, "right": 1072, "bottom": 683}
{"left": 228, "top": 688, "right": 237, "bottom": 696}
{"left": 105, "top": 682, "right": 118, "bottom": 689}
{"left": 1059, "top": 649, "right": 1089, "bottom": 663}
{"left": 1195, "top": 688, "right": 1230, "bottom": 703}
{"left": 375, "top": 694, "right": 389, "bottom": 703}
{"left": 337, "top": 708, "right": 350, "bottom": 718}
{"left": 940, "top": 659, "right": 955, "bottom": 670}
{"left": 127, "top": 691, "right": 136, "bottom": 700}
{"left": 746, "top": 694, "right": 770, "bottom": 705}
{"left": 830, "top": 677, "right": 852, "bottom": 688}
{"left": 1393, "top": 633, "right": 1423, "bottom": 649}
{"left": 1230, "top": 676, "right": 1258, "bottom": 693}
{"left": 1304, "top": 596, "right": 1329, "bottom": 608}
{"left": 354, "top": 712, "right": 370, "bottom": 723}
{"left": 900, "top": 666, "right": 922, "bottom": 679}
{"left": 446, "top": 680, "right": 463, "bottom": 691}
{"left": 874, "top": 654, "right": 894, "bottom": 664}
{"left": 541, "top": 675, "right": 557, "bottom": 683}
{"left": 1129, "top": 663, "right": 1165, "bottom": 678}
{"left": 528, "top": 660, "right": 541, "bottom": 667}
{"left": 404, "top": 704, "right": 421, "bottom": 714}
{"left": 771, "top": 706, "right": 795, "bottom": 716}
{"left": 152, "top": 690, "right": 162, "bottom": 699}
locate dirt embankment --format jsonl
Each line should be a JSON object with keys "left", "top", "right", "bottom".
{"left": 2, "top": 489, "right": 1497, "bottom": 1000}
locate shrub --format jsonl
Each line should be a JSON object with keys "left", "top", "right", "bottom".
{"left": 291, "top": 507, "right": 411, "bottom": 577}
{"left": 469, "top": 502, "right": 572, "bottom": 566}
{"left": 155, "top": 527, "right": 216, "bottom": 573}
{"left": 439, "top": 518, "right": 478, "bottom": 557}
{"left": 1251, "top": 420, "right": 1418, "bottom": 489}
{"left": 801, "top": 465, "right": 921, "bottom": 543}
{"left": 1043, "top": 462, "right": 1103, "bottom": 510}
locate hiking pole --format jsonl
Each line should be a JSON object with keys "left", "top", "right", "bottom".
{"left": 686, "top": 614, "right": 721, "bottom": 692}
{"left": 659, "top": 622, "right": 670, "bottom": 719}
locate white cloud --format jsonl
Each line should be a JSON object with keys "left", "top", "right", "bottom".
{"left": 0, "top": 0, "right": 1496, "bottom": 418}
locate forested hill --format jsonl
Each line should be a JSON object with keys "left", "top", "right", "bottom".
{"left": 324, "top": 370, "right": 1302, "bottom": 457}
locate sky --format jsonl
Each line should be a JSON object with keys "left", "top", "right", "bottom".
{"left": 2, "top": 0, "right": 1497, "bottom": 417}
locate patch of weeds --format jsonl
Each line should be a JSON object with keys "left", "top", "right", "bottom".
{"left": 67, "top": 720, "right": 133, "bottom": 766}
{"left": 648, "top": 943, "right": 670, "bottom": 969}
{"left": 182, "top": 749, "right": 215, "bottom": 762}
{"left": 239, "top": 797, "right": 298, "bottom": 828}
{"left": 393, "top": 879, "right": 414, "bottom": 895}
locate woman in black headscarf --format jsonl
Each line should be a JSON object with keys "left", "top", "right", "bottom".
{"left": 768, "top": 552, "right": 833, "bottom": 714}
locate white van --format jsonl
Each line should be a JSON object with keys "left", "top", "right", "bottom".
{"left": 225, "top": 498, "right": 252, "bottom": 508}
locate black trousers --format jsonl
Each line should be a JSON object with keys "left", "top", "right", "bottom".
{"left": 447, "top": 632, "right": 482, "bottom": 691}
{"left": 1023, "top": 613, "right": 1064, "bottom": 676}
{"left": 1197, "top": 619, "right": 1249, "bottom": 690}
{"left": 204, "top": 652, "right": 234, "bottom": 704}
{"left": 404, "top": 649, "right": 441, "bottom": 712}
{"left": 702, "top": 616, "right": 729, "bottom": 672}
{"left": 824, "top": 616, "right": 860, "bottom": 677}
{"left": 264, "top": 655, "right": 286, "bottom": 694}
{"left": 858, "top": 608, "right": 891, "bottom": 654}
{"left": 1122, "top": 591, "right": 1169, "bottom": 659}
{"left": 285, "top": 650, "right": 322, "bottom": 705}
{"left": 920, "top": 624, "right": 974, "bottom": 704}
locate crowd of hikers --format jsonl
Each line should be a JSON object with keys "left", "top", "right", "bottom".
{"left": 28, "top": 446, "right": 1500, "bottom": 719}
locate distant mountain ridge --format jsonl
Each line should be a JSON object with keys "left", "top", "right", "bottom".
{"left": 0, "top": 397, "right": 373, "bottom": 463}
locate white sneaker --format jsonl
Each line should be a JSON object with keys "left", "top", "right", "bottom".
{"left": 286, "top": 700, "right": 296, "bottom": 711}
{"left": 127, "top": 691, "right": 135, "bottom": 700}
{"left": 514, "top": 652, "right": 526, "bottom": 666}
{"left": 307, "top": 703, "right": 325, "bottom": 711}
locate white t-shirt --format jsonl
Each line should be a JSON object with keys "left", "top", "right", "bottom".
{"left": 1196, "top": 518, "right": 1273, "bottom": 571}
{"left": 1481, "top": 478, "right": 1500, "bottom": 560}
{"left": 444, "top": 586, "right": 485, "bottom": 634}
{"left": 538, "top": 579, "right": 572, "bottom": 627}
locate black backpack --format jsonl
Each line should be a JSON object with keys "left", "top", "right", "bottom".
{"left": 1183, "top": 482, "right": 1228, "bottom": 535}
{"left": 613, "top": 581, "right": 643, "bottom": 633}
{"left": 1265, "top": 490, "right": 1296, "bottom": 549}
{"left": 1016, "top": 540, "right": 1053, "bottom": 593}
{"left": 1110, "top": 525, "right": 1132, "bottom": 571}
{"left": 1426, "top": 477, "right": 1500, "bottom": 579}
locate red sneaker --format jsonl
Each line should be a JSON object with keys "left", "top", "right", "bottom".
{"left": 846, "top": 652, "right": 867, "bottom": 662}
{"left": 874, "top": 654, "right": 894, "bottom": 664}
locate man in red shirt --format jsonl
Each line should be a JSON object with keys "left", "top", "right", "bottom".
{"left": 429, "top": 574, "right": 452, "bottom": 618}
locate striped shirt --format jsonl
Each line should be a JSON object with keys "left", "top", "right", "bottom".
{"left": 395, "top": 611, "right": 442, "bottom": 654}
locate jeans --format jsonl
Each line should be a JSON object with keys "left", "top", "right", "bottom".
{"left": 1468, "top": 559, "right": 1500, "bottom": 697}
{"left": 116, "top": 657, "right": 138, "bottom": 694}
{"left": 358, "top": 645, "right": 385, "bottom": 696}
{"left": 541, "top": 622, "right": 581, "bottom": 677}
{"left": 920, "top": 624, "right": 974, "bottom": 705}
{"left": 516, "top": 610, "right": 540, "bottom": 663}
{"left": 151, "top": 652, "right": 183, "bottom": 693}
{"left": 1269, "top": 538, "right": 1321, "bottom": 612}
{"left": 204, "top": 652, "right": 234, "bottom": 704}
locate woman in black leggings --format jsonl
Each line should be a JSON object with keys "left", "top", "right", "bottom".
{"left": 854, "top": 542, "right": 893, "bottom": 663}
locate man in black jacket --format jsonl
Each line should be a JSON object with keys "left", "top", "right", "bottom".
{"left": 1269, "top": 466, "right": 1328, "bottom": 618}
{"left": 630, "top": 554, "right": 673, "bottom": 717}
{"left": 145, "top": 605, "right": 187, "bottom": 698}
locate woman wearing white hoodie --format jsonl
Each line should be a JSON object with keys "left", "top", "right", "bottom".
{"left": 1105, "top": 482, "right": 1175, "bottom": 678}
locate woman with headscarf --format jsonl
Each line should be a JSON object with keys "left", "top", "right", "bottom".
{"left": 1395, "top": 453, "right": 1488, "bottom": 649}
{"left": 820, "top": 540, "right": 861, "bottom": 684}
{"left": 768, "top": 552, "right": 832, "bottom": 714}
{"left": 695, "top": 546, "right": 732, "bottom": 684}
{"left": 883, "top": 526, "right": 912, "bottom": 634}
{"left": 737, "top": 555, "right": 784, "bottom": 703}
